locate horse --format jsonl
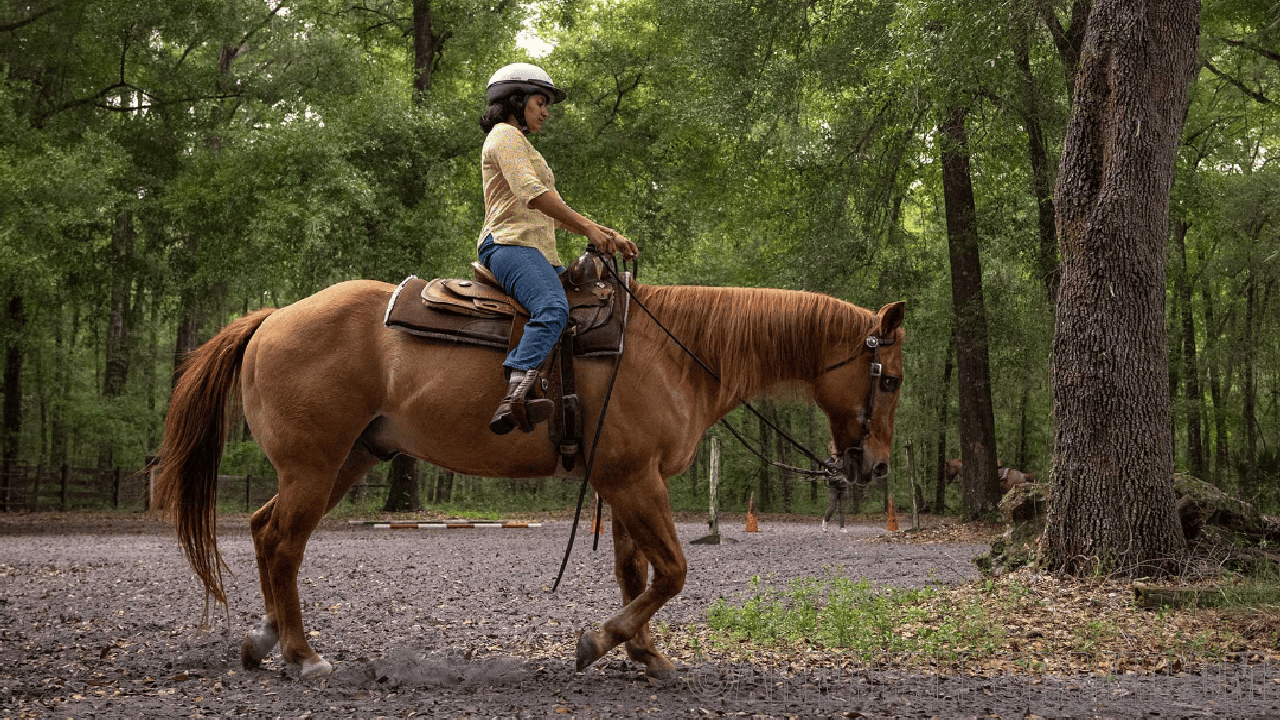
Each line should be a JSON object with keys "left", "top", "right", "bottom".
{"left": 154, "top": 277, "right": 906, "bottom": 679}
{"left": 943, "top": 458, "right": 1034, "bottom": 494}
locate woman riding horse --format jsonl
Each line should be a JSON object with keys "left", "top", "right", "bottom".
{"left": 477, "top": 62, "right": 637, "bottom": 434}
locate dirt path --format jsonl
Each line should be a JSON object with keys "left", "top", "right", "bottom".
{"left": 1, "top": 514, "right": 1275, "bottom": 717}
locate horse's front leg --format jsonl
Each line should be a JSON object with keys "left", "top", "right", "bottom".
{"left": 608, "top": 520, "right": 674, "bottom": 676}
{"left": 576, "top": 475, "right": 685, "bottom": 677}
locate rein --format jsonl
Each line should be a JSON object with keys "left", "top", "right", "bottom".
{"left": 552, "top": 253, "right": 632, "bottom": 591}
{"left": 594, "top": 251, "right": 896, "bottom": 484}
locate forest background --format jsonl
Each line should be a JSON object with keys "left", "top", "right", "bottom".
{"left": 1, "top": 0, "right": 1276, "bottom": 519}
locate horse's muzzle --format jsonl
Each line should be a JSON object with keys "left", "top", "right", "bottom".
{"left": 842, "top": 447, "right": 890, "bottom": 484}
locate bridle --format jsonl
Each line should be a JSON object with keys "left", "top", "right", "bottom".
{"left": 820, "top": 332, "right": 901, "bottom": 484}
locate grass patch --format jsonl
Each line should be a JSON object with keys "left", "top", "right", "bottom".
{"left": 706, "top": 572, "right": 1003, "bottom": 654}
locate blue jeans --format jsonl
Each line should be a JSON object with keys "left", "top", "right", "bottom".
{"left": 479, "top": 236, "right": 568, "bottom": 371}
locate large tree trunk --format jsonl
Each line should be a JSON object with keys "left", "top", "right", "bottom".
{"left": 940, "top": 105, "right": 1000, "bottom": 518}
{"left": 1173, "top": 219, "right": 1205, "bottom": 478}
{"left": 1043, "top": 0, "right": 1199, "bottom": 576}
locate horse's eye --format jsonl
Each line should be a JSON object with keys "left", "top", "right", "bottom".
{"left": 881, "top": 376, "right": 901, "bottom": 392}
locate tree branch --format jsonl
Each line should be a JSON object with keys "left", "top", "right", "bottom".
{"left": 1203, "top": 60, "right": 1274, "bottom": 105}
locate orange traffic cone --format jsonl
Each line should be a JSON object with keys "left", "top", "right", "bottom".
{"left": 745, "top": 491, "right": 759, "bottom": 532}
{"left": 886, "top": 496, "right": 899, "bottom": 532}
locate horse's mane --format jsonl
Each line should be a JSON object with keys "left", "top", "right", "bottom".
{"left": 632, "top": 283, "right": 878, "bottom": 403}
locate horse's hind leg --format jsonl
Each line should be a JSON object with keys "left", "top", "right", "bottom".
{"left": 610, "top": 521, "right": 675, "bottom": 676}
{"left": 242, "top": 496, "right": 282, "bottom": 670}
{"left": 577, "top": 472, "right": 686, "bottom": 677}
{"left": 241, "top": 445, "right": 380, "bottom": 676}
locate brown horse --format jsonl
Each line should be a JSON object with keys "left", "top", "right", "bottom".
{"left": 155, "top": 279, "right": 905, "bottom": 679}
{"left": 943, "top": 458, "right": 1033, "bottom": 494}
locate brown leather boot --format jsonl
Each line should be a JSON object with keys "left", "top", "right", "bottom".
{"left": 489, "top": 370, "right": 554, "bottom": 435}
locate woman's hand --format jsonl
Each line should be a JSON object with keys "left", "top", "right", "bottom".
{"left": 590, "top": 224, "right": 638, "bottom": 261}
{"left": 529, "top": 191, "right": 639, "bottom": 260}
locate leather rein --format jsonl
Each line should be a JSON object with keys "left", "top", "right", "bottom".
{"left": 597, "top": 252, "right": 900, "bottom": 485}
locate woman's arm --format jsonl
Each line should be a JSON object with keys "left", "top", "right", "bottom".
{"left": 529, "top": 190, "right": 638, "bottom": 260}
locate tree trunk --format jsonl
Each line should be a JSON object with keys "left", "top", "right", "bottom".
{"left": 934, "top": 330, "right": 955, "bottom": 513}
{"left": 413, "top": 0, "right": 448, "bottom": 102}
{"left": 755, "top": 402, "right": 774, "bottom": 513}
{"left": 100, "top": 212, "right": 134, "bottom": 469}
{"left": 2, "top": 293, "right": 23, "bottom": 511}
{"left": 384, "top": 454, "right": 420, "bottom": 512}
{"left": 1242, "top": 273, "right": 1257, "bottom": 497}
{"left": 1201, "top": 280, "right": 1229, "bottom": 482}
{"left": 1043, "top": 0, "right": 1199, "bottom": 576}
{"left": 1015, "top": 28, "right": 1061, "bottom": 305}
{"left": 776, "top": 408, "right": 793, "bottom": 514}
{"left": 939, "top": 105, "right": 1000, "bottom": 518}
{"left": 1173, "top": 219, "right": 1205, "bottom": 478}
{"left": 435, "top": 468, "right": 454, "bottom": 504}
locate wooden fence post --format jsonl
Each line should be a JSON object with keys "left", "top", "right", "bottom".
{"left": 245, "top": 474, "right": 252, "bottom": 513}
{"left": 32, "top": 464, "right": 42, "bottom": 512}
{"left": 60, "top": 464, "right": 70, "bottom": 511}
{"left": 112, "top": 467, "right": 122, "bottom": 509}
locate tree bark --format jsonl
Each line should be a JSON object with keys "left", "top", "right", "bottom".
{"left": 939, "top": 105, "right": 1000, "bottom": 518}
{"left": 1043, "top": 0, "right": 1199, "bottom": 576}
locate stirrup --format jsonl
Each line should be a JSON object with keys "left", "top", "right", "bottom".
{"left": 489, "top": 371, "right": 554, "bottom": 435}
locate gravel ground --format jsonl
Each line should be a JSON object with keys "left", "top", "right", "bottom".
{"left": 2, "top": 513, "right": 1278, "bottom": 718}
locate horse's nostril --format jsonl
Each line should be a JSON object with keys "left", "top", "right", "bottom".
{"left": 873, "top": 463, "right": 889, "bottom": 477}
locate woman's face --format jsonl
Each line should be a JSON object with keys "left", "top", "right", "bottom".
{"left": 523, "top": 93, "right": 551, "bottom": 133}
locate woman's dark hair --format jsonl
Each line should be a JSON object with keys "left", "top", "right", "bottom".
{"left": 478, "top": 93, "right": 527, "bottom": 133}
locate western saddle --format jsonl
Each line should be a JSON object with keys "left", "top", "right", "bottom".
{"left": 384, "top": 251, "right": 630, "bottom": 473}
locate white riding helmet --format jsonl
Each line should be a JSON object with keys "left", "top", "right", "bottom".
{"left": 486, "top": 62, "right": 566, "bottom": 106}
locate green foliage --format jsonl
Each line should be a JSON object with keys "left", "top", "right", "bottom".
{"left": 0, "top": 0, "right": 1274, "bottom": 522}
{"left": 706, "top": 572, "right": 1002, "bottom": 654}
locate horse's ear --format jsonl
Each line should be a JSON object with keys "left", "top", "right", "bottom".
{"left": 876, "top": 301, "right": 905, "bottom": 336}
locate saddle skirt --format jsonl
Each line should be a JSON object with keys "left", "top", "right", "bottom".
{"left": 384, "top": 253, "right": 629, "bottom": 358}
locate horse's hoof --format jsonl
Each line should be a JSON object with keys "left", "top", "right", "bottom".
{"left": 299, "top": 657, "right": 333, "bottom": 679}
{"left": 240, "top": 638, "right": 262, "bottom": 670}
{"left": 644, "top": 658, "right": 678, "bottom": 679}
{"left": 575, "top": 630, "right": 608, "bottom": 671}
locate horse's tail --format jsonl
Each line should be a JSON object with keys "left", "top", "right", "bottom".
{"left": 154, "top": 308, "right": 277, "bottom": 606}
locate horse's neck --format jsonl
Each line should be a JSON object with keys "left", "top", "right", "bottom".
{"left": 632, "top": 283, "right": 872, "bottom": 408}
